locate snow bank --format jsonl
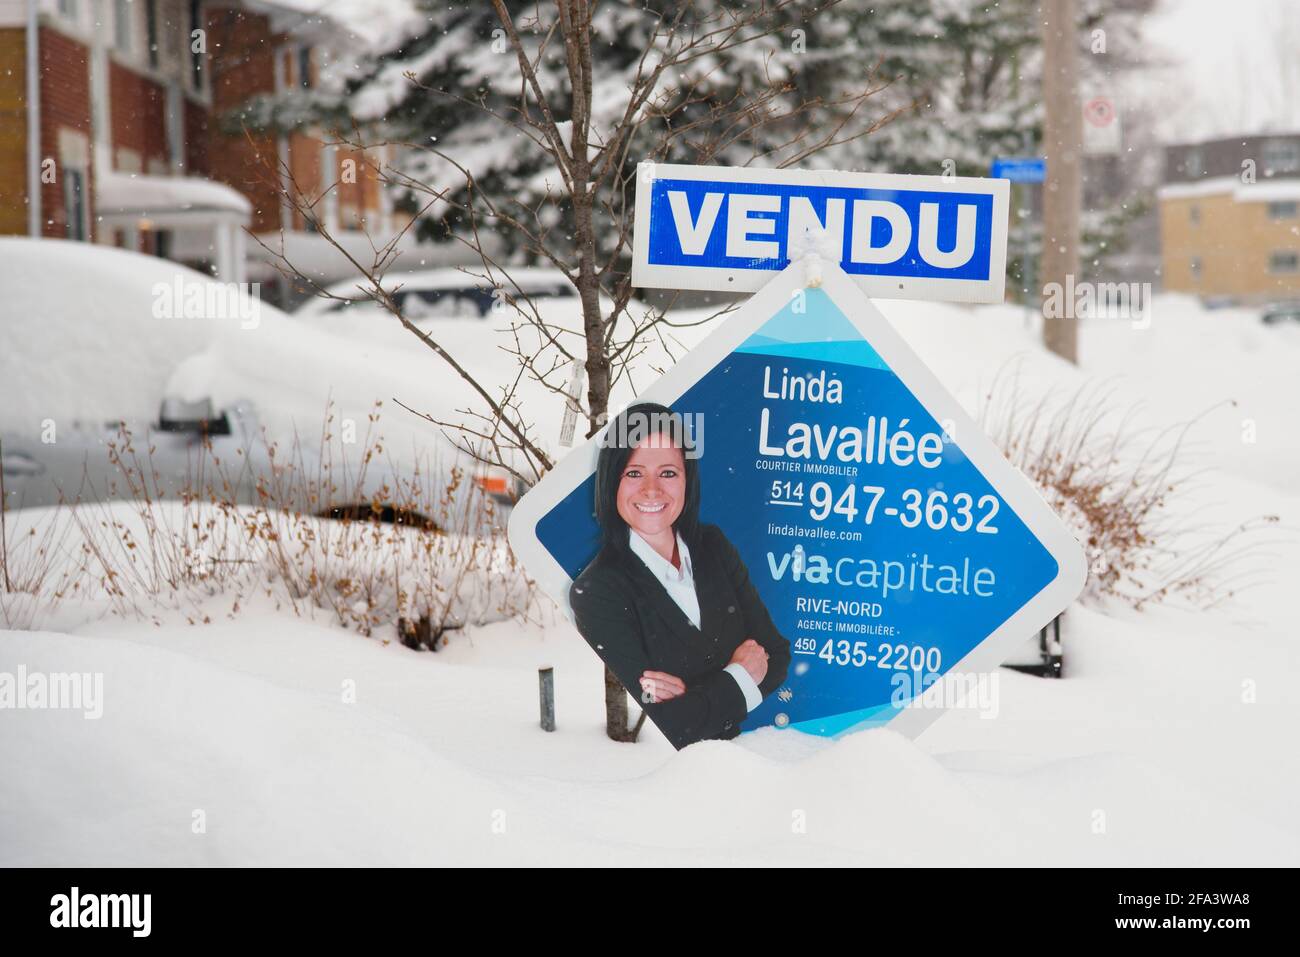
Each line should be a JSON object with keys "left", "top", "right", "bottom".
{"left": 874, "top": 294, "right": 1300, "bottom": 495}
{"left": 4, "top": 276, "right": 1298, "bottom": 865}
{"left": 2, "top": 599, "right": 1294, "bottom": 865}
{"left": 0, "top": 239, "right": 464, "bottom": 468}
{"left": 0, "top": 239, "right": 276, "bottom": 436}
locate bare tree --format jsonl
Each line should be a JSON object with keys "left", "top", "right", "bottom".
{"left": 259, "top": 0, "right": 893, "bottom": 742}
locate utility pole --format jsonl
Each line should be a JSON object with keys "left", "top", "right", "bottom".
{"left": 1040, "top": 0, "right": 1082, "bottom": 364}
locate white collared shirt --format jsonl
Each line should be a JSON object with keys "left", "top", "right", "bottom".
{"left": 627, "top": 529, "right": 762, "bottom": 712}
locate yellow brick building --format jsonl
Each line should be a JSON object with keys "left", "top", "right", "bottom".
{"left": 1160, "top": 177, "right": 1300, "bottom": 303}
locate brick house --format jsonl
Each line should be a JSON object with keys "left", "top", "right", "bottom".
{"left": 1158, "top": 133, "right": 1300, "bottom": 303}
{"left": 0, "top": 0, "right": 399, "bottom": 296}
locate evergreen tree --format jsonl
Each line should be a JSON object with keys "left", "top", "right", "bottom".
{"left": 315, "top": 1, "right": 875, "bottom": 263}
{"left": 834, "top": 0, "right": 1156, "bottom": 290}
{"left": 242, "top": 1, "right": 1153, "bottom": 287}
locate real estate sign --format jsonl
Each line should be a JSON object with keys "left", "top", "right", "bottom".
{"left": 632, "top": 162, "right": 1010, "bottom": 304}
{"left": 509, "top": 257, "right": 1086, "bottom": 742}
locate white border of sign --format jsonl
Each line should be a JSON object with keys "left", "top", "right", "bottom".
{"left": 632, "top": 162, "right": 1010, "bottom": 304}
{"left": 508, "top": 261, "right": 1086, "bottom": 740}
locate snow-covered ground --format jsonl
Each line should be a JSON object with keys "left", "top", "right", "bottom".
{"left": 2, "top": 294, "right": 1298, "bottom": 865}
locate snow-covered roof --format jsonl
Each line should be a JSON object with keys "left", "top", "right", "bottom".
{"left": 1156, "top": 176, "right": 1239, "bottom": 200}
{"left": 1235, "top": 180, "right": 1300, "bottom": 203}
{"left": 246, "top": 0, "right": 423, "bottom": 50}
{"left": 96, "top": 172, "right": 252, "bottom": 218}
{"left": 1157, "top": 175, "right": 1300, "bottom": 203}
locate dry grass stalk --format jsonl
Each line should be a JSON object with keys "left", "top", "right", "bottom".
{"left": 1, "top": 405, "right": 539, "bottom": 638}
{"left": 978, "top": 363, "right": 1283, "bottom": 610}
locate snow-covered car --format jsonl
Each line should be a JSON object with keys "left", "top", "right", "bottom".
{"left": 0, "top": 239, "right": 514, "bottom": 525}
{"left": 292, "top": 264, "right": 717, "bottom": 459}
{"left": 294, "top": 266, "right": 582, "bottom": 323}
{"left": 1261, "top": 300, "right": 1300, "bottom": 325}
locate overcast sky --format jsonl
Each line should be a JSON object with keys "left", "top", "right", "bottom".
{"left": 1140, "top": 0, "right": 1300, "bottom": 143}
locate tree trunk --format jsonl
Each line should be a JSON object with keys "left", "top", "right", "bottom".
{"left": 573, "top": 240, "right": 629, "bottom": 740}
{"left": 1040, "top": 0, "right": 1082, "bottom": 365}
{"left": 559, "top": 8, "right": 633, "bottom": 740}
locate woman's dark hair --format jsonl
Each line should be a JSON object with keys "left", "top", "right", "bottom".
{"left": 593, "top": 402, "right": 702, "bottom": 561}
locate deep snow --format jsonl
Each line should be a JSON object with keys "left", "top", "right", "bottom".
{"left": 2, "top": 292, "right": 1298, "bottom": 865}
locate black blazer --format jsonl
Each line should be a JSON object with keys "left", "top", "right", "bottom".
{"left": 569, "top": 523, "right": 791, "bottom": 750}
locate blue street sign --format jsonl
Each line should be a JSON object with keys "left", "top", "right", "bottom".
{"left": 990, "top": 157, "right": 1047, "bottom": 183}
{"left": 632, "top": 163, "right": 1010, "bottom": 304}
{"left": 509, "top": 261, "right": 1085, "bottom": 745}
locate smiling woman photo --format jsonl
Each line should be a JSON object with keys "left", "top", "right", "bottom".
{"left": 569, "top": 402, "right": 791, "bottom": 750}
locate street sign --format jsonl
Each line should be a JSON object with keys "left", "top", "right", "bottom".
{"left": 1082, "top": 89, "right": 1122, "bottom": 156}
{"left": 990, "top": 157, "right": 1047, "bottom": 183}
{"left": 508, "top": 260, "right": 1086, "bottom": 743}
{"left": 632, "top": 163, "right": 1009, "bottom": 304}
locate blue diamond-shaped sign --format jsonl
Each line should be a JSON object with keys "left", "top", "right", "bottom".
{"left": 509, "top": 261, "right": 1086, "bottom": 744}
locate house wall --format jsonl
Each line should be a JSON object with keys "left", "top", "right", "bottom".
{"left": 1160, "top": 190, "right": 1300, "bottom": 300}
{"left": 109, "top": 60, "right": 168, "bottom": 173}
{"left": 1, "top": 4, "right": 395, "bottom": 252}
{"left": 1161, "top": 192, "right": 1232, "bottom": 295}
{"left": 205, "top": 6, "right": 394, "bottom": 237}
{"left": 1165, "top": 134, "right": 1300, "bottom": 184}
{"left": 0, "top": 27, "right": 27, "bottom": 234}
{"left": 335, "top": 146, "right": 386, "bottom": 231}
{"left": 38, "top": 25, "right": 93, "bottom": 240}
{"left": 205, "top": 6, "right": 282, "bottom": 233}
{"left": 184, "top": 96, "right": 209, "bottom": 176}
{"left": 288, "top": 129, "right": 322, "bottom": 230}
{"left": 1239, "top": 198, "right": 1300, "bottom": 299}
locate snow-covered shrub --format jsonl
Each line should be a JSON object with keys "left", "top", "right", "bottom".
{"left": 978, "top": 367, "right": 1280, "bottom": 609}
{"left": 0, "top": 503, "right": 80, "bottom": 630}
{"left": 3, "top": 413, "right": 538, "bottom": 639}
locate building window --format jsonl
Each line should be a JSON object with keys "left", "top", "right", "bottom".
{"left": 1267, "top": 200, "right": 1298, "bottom": 220}
{"left": 165, "top": 84, "right": 185, "bottom": 172}
{"left": 1184, "top": 148, "right": 1203, "bottom": 178}
{"left": 1262, "top": 139, "right": 1300, "bottom": 175}
{"left": 298, "top": 46, "right": 312, "bottom": 89}
{"left": 277, "top": 49, "right": 292, "bottom": 91}
{"left": 90, "top": 46, "right": 110, "bottom": 143}
{"left": 64, "top": 169, "right": 88, "bottom": 241}
{"left": 145, "top": 0, "right": 160, "bottom": 69}
{"left": 1190, "top": 257, "right": 1202, "bottom": 280}
{"left": 1189, "top": 204, "right": 1200, "bottom": 224}
{"left": 58, "top": 0, "right": 79, "bottom": 19}
{"left": 1269, "top": 251, "right": 1299, "bottom": 273}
